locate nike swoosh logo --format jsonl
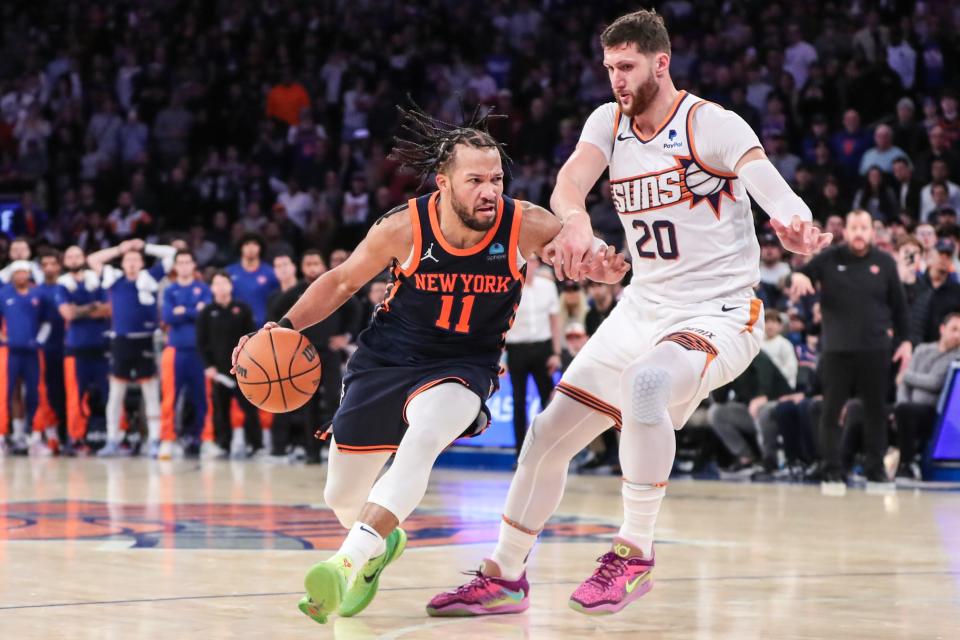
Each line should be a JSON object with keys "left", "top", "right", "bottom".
{"left": 625, "top": 575, "right": 646, "bottom": 593}
{"left": 488, "top": 589, "right": 525, "bottom": 605}
{"left": 359, "top": 525, "right": 378, "bottom": 537}
{"left": 721, "top": 305, "right": 741, "bottom": 312}
{"left": 616, "top": 133, "right": 633, "bottom": 142}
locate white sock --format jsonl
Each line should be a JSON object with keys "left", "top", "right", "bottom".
{"left": 30, "top": 430, "right": 43, "bottom": 445}
{"left": 619, "top": 481, "right": 666, "bottom": 558}
{"left": 140, "top": 379, "right": 161, "bottom": 442}
{"left": 490, "top": 519, "right": 537, "bottom": 581}
{"left": 12, "top": 418, "right": 26, "bottom": 441}
{"left": 335, "top": 521, "right": 387, "bottom": 584}
{"left": 45, "top": 427, "right": 58, "bottom": 441}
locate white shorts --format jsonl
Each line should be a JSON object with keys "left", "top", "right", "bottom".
{"left": 557, "top": 293, "right": 764, "bottom": 429}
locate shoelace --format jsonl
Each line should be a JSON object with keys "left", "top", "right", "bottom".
{"left": 585, "top": 552, "right": 627, "bottom": 589}
{"left": 454, "top": 569, "right": 493, "bottom": 596}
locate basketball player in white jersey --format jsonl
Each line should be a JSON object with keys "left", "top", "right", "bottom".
{"left": 428, "top": 9, "right": 831, "bottom": 617}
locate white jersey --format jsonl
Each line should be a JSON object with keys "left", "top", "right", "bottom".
{"left": 580, "top": 91, "right": 762, "bottom": 306}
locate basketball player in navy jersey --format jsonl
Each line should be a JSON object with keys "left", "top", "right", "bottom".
{"left": 230, "top": 107, "right": 628, "bottom": 624}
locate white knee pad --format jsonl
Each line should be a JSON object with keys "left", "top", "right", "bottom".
{"left": 624, "top": 366, "right": 671, "bottom": 426}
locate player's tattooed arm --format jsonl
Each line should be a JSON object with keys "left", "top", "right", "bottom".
{"left": 281, "top": 207, "right": 413, "bottom": 332}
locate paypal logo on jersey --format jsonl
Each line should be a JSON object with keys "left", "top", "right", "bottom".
{"left": 663, "top": 129, "right": 682, "bottom": 150}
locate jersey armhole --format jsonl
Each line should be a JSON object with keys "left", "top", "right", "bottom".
{"left": 687, "top": 101, "right": 738, "bottom": 179}
{"left": 397, "top": 199, "right": 422, "bottom": 276}
{"left": 508, "top": 199, "right": 525, "bottom": 281}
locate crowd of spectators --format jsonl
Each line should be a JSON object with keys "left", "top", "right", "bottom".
{"left": 1, "top": 1, "right": 960, "bottom": 480}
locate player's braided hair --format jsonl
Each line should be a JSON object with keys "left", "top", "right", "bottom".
{"left": 391, "top": 100, "right": 510, "bottom": 182}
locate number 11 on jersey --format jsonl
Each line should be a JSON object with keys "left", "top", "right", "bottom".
{"left": 436, "top": 295, "right": 475, "bottom": 333}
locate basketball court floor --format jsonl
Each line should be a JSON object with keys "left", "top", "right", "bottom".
{"left": 1, "top": 457, "right": 957, "bottom": 639}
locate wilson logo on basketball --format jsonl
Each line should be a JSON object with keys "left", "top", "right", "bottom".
{"left": 302, "top": 345, "right": 317, "bottom": 362}
{"left": 611, "top": 156, "right": 734, "bottom": 219}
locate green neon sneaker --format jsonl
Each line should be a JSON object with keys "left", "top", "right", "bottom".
{"left": 299, "top": 554, "right": 351, "bottom": 624}
{"left": 340, "top": 527, "right": 408, "bottom": 617}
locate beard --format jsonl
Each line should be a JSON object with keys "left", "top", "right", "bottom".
{"left": 615, "top": 70, "right": 659, "bottom": 117}
{"left": 450, "top": 189, "right": 497, "bottom": 232}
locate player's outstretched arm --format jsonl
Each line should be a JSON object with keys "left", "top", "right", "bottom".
{"left": 547, "top": 142, "right": 608, "bottom": 280}
{"left": 230, "top": 208, "right": 413, "bottom": 371}
{"left": 735, "top": 148, "right": 832, "bottom": 255}
{"left": 519, "top": 200, "right": 629, "bottom": 285}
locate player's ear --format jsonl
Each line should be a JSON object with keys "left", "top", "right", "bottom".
{"left": 435, "top": 171, "right": 448, "bottom": 192}
{"left": 654, "top": 52, "right": 669, "bottom": 77}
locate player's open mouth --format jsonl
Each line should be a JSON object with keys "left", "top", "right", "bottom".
{"left": 477, "top": 205, "right": 495, "bottom": 214}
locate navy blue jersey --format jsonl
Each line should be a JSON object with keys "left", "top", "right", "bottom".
{"left": 358, "top": 191, "right": 526, "bottom": 367}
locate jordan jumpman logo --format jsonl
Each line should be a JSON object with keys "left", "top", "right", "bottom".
{"left": 421, "top": 242, "right": 439, "bottom": 263}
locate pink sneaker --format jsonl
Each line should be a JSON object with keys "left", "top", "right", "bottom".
{"left": 426, "top": 562, "right": 529, "bottom": 617}
{"left": 568, "top": 538, "right": 654, "bottom": 615}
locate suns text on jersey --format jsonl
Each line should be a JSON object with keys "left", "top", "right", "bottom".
{"left": 412, "top": 273, "right": 513, "bottom": 294}
{"left": 611, "top": 167, "right": 689, "bottom": 214}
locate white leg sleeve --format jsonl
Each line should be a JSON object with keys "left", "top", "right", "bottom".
{"left": 366, "top": 382, "right": 480, "bottom": 522}
{"left": 616, "top": 341, "right": 705, "bottom": 557}
{"left": 140, "top": 377, "right": 162, "bottom": 442}
{"left": 618, "top": 341, "right": 703, "bottom": 484}
{"left": 323, "top": 437, "right": 391, "bottom": 528}
{"left": 106, "top": 378, "right": 128, "bottom": 443}
{"left": 491, "top": 393, "right": 612, "bottom": 579}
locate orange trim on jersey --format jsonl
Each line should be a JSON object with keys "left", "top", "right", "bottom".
{"left": 160, "top": 347, "right": 177, "bottom": 442}
{"left": 659, "top": 331, "right": 720, "bottom": 379}
{"left": 507, "top": 198, "right": 525, "bottom": 280}
{"left": 399, "top": 198, "right": 423, "bottom": 277}
{"left": 402, "top": 376, "right": 469, "bottom": 424}
{"left": 380, "top": 267, "right": 402, "bottom": 313}
{"left": 687, "top": 101, "right": 738, "bottom": 178}
{"left": 740, "top": 299, "right": 763, "bottom": 335}
{"left": 612, "top": 108, "right": 623, "bottom": 143}
{"left": 555, "top": 381, "right": 622, "bottom": 429}
{"left": 631, "top": 91, "right": 687, "bottom": 143}
{"left": 428, "top": 191, "right": 504, "bottom": 256}
{"left": 336, "top": 442, "right": 399, "bottom": 454}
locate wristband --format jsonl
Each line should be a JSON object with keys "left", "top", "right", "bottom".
{"left": 277, "top": 317, "right": 295, "bottom": 330}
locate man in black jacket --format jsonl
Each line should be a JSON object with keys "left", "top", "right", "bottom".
{"left": 197, "top": 271, "right": 262, "bottom": 457}
{"left": 790, "top": 210, "right": 910, "bottom": 485}
{"left": 267, "top": 249, "right": 359, "bottom": 463}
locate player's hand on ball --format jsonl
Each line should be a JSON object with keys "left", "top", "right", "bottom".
{"left": 230, "top": 322, "right": 279, "bottom": 374}
{"left": 771, "top": 216, "right": 832, "bottom": 255}
{"left": 547, "top": 212, "right": 595, "bottom": 280}
{"left": 582, "top": 244, "right": 631, "bottom": 284}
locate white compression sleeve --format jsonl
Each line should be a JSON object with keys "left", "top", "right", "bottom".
{"left": 738, "top": 159, "right": 812, "bottom": 227}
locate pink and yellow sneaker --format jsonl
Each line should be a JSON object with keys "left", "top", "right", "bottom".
{"left": 426, "top": 561, "right": 529, "bottom": 617}
{"left": 568, "top": 538, "right": 654, "bottom": 615}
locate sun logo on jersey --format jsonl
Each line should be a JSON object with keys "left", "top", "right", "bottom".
{"left": 610, "top": 156, "right": 735, "bottom": 220}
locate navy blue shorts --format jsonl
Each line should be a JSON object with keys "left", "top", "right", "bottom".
{"left": 330, "top": 347, "right": 498, "bottom": 454}
{"left": 110, "top": 335, "right": 157, "bottom": 380}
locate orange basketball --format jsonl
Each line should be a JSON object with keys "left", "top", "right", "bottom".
{"left": 234, "top": 328, "right": 322, "bottom": 413}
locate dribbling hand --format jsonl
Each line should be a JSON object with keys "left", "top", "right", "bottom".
{"left": 230, "top": 321, "right": 278, "bottom": 374}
